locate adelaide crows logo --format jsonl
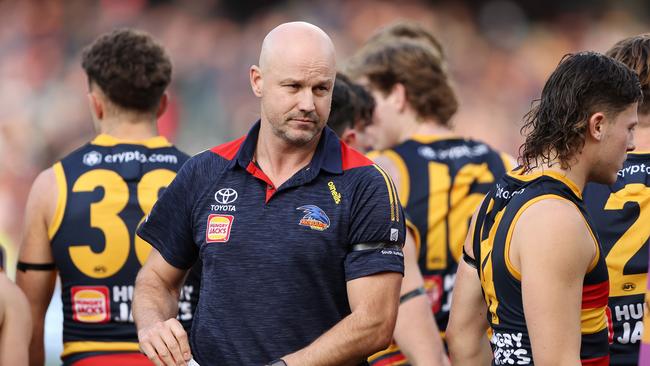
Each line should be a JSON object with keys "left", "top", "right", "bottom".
{"left": 297, "top": 205, "right": 330, "bottom": 231}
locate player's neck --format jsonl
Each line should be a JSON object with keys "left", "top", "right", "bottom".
{"left": 527, "top": 160, "right": 588, "bottom": 193}
{"left": 97, "top": 115, "right": 159, "bottom": 141}
{"left": 634, "top": 114, "right": 650, "bottom": 151}
{"left": 255, "top": 122, "right": 319, "bottom": 188}
{"left": 400, "top": 117, "right": 453, "bottom": 143}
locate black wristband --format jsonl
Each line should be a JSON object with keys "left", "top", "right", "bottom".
{"left": 17, "top": 261, "right": 56, "bottom": 272}
{"left": 267, "top": 359, "right": 287, "bottom": 366}
{"left": 399, "top": 286, "right": 426, "bottom": 304}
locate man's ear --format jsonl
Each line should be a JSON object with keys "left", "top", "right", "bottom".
{"left": 87, "top": 91, "right": 104, "bottom": 121}
{"left": 388, "top": 83, "right": 407, "bottom": 112}
{"left": 587, "top": 112, "right": 606, "bottom": 141}
{"left": 250, "top": 65, "right": 263, "bottom": 97}
{"left": 341, "top": 128, "right": 357, "bottom": 148}
{"left": 156, "top": 93, "right": 169, "bottom": 119}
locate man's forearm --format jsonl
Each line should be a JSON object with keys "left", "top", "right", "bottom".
{"left": 133, "top": 269, "right": 181, "bottom": 330}
{"left": 282, "top": 307, "right": 396, "bottom": 366}
{"left": 449, "top": 336, "right": 492, "bottom": 366}
{"left": 27, "top": 326, "right": 44, "bottom": 366}
{"left": 393, "top": 295, "right": 448, "bottom": 366}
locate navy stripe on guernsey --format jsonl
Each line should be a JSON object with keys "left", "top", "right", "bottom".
{"left": 137, "top": 121, "right": 405, "bottom": 366}
{"left": 48, "top": 134, "right": 200, "bottom": 364}
{"left": 473, "top": 169, "right": 610, "bottom": 366}
{"left": 584, "top": 152, "right": 650, "bottom": 366}
{"left": 368, "top": 135, "right": 510, "bottom": 366}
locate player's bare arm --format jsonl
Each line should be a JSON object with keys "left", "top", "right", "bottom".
{"left": 281, "top": 271, "right": 402, "bottom": 366}
{"left": 16, "top": 168, "right": 58, "bottom": 366}
{"left": 0, "top": 272, "right": 32, "bottom": 366}
{"left": 514, "top": 198, "right": 597, "bottom": 366}
{"left": 133, "top": 249, "right": 191, "bottom": 366}
{"left": 447, "top": 210, "right": 492, "bottom": 365}
{"left": 393, "top": 230, "right": 449, "bottom": 366}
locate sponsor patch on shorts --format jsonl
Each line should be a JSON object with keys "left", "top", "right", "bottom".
{"left": 206, "top": 214, "right": 234, "bottom": 243}
{"left": 71, "top": 286, "right": 111, "bottom": 323}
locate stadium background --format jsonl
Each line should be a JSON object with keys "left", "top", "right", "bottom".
{"left": 0, "top": 0, "right": 647, "bottom": 363}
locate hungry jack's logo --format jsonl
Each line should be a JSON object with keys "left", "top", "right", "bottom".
{"left": 206, "top": 214, "right": 234, "bottom": 243}
{"left": 71, "top": 286, "right": 110, "bottom": 323}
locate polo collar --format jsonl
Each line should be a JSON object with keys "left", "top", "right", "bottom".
{"left": 228, "top": 120, "right": 343, "bottom": 175}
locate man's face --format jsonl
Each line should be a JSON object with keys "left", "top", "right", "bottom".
{"left": 257, "top": 56, "right": 335, "bottom": 146}
{"left": 593, "top": 103, "right": 638, "bottom": 184}
{"left": 365, "top": 86, "right": 403, "bottom": 151}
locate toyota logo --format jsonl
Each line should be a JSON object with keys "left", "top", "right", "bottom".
{"left": 214, "top": 188, "right": 238, "bottom": 205}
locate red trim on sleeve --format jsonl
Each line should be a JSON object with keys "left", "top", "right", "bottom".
{"left": 581, "top": 281, "right": 609, "bottom": 309}
{"left": 370, "top": 352, "right": 406, "bottom": 366}
{"left": 341, "top": 142, "right": 374, "bottom": 171}
{"left": 210, "top": 135, "right": 246, "bottom": 160}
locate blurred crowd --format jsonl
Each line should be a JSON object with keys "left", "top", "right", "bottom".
{"left": 0, "top": 0, "right": 648, "bottom": 274}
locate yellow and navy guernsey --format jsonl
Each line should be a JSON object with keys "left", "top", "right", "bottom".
{"left": 583, "top": 152, "right": 650, "bottom": 366}
{"left": 368, "top": 136, "right": 512, "bottom": 366}
{"left": 137, "top": 121, "right": 405, "bottom": 366}
{"left": 49, "top": 134, "right": 200, "bottom": 364}
{"left": 473, "top": 170, "right": 610, "bottom": 366}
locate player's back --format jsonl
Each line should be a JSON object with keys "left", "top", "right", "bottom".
{"left": 583, "top": 152, "right": 650, "bottom": 366}
{"left": 474, "top": 170, "right": 610, "bottom": 365}
{"left": 50, "top": 134, "right": 199, "bottom": 364}
{"left": 373, "top": 136, "right": 512, "bottom": 331}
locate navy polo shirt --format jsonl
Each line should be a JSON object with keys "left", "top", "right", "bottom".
{"left": 137, "top": 121, "right": 405, "bottom": 365}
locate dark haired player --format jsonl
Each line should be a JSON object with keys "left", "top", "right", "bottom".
{"left": 448, "top": 52, "right": 641, "bottom": 365}
{"left": 583, "top": 34, "right": 650, "bottom": 366}
{"left": 17, "top": 29, "right": 199, "bottom": 366}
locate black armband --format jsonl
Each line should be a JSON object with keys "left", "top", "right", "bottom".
{"left": 462, "top": 247, "right": 478, "bottom": 270}
{"left": 17, "top": 261, "right": 56, "bottom": 272}
{"left": 399, "top": 287, "right": 426, "bottom": 304}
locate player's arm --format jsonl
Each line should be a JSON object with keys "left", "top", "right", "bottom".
{"left": 0, "top": 272, "right": 32, "bottom": 366}
{"left": 15, "top": 168, "right": 58, "bottom": 366}
{"left": 447, "top": 209, "right": 492, "bottom": 366}
{"left": 393, "top": 229, "right": 449, "bottom": 366}
{"left": 282, "top": 271, "right": 402, "bottom": 366}
{"left": 133, "top": 250, "right": 191, "bottom": 366}
{"left": 371, "top": 153, "right": 449, "bottom": 365}
{"left": 515, "top": 198, "right": 595, "bottom": 366}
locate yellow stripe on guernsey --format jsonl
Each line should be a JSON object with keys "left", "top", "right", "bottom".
{"left": 48, "top": 162, "right": 67, "bottom": 239}
{"left": 409, "top": 134, "right": 460, "bottom": 144}
{"left": 373, "top": 164, "right": 399, "bottom": 222}
{"left": 367, "top": 343, "right": 406, "bottom": 363}
{"left": 91, "top": 134, "right": 172, "bottom": 149}
{"left": 581, "top": 306, "right": 608, "bottom": 334}
{"left": 499, "top": 152, "right": 516, "bottom": 172}
{"left": 62, "top": 341, "right": 140, "bottom": 357}
{"left": 375, "top": 150, "right": 410, "bottom": 206}
{"left": 405, "top": 218, "right": 421, "bottom": 253}
{"left": 507, "top": 169, "right": 583, "bottom": 199}
{"left": 503, "top": 194, "right": 600, "bottom": 281}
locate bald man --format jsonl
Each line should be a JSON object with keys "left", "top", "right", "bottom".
{"left": 133, "top": 22, "right": 405, "bottom": 366}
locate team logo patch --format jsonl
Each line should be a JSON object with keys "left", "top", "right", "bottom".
{"left": 71, "top": 286, "right": 110, "bottom": 323}
{"left": 82, "top": 151, "right": 102, "bottom": 166}
{"left": 206, "top": 214, "right": 234, "bottom": 243}
{"left": 297, "top": 205, "right": 330, "bottom": 231}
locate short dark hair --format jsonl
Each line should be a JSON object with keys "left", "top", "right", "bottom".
{"left": 607, "top": 34, "right": 650, "bottom": 115}
{"left": 519, "top": 52, "right": 642, "bottom": 172}
{"left": 328, "top": 73, "right": 356, "bottom": 136}
{"left": 347, "top": 40, "right": 457, "bottom": 127}
{"left": 348, "top": 79, "right": 375, "bottom": 127}
{"left": 82, "top": 29, "right": 171, "bottom": 112}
